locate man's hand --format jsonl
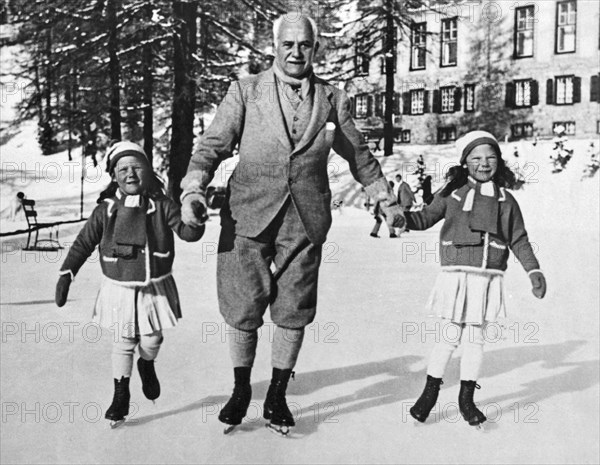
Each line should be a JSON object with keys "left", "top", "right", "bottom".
{"left": 381, "top": 202, "right": 406, "bottom": 230}
{"left": 181, "top": 192, "right": 209, "bottom": 227}
{"left": 529, "top": 271, "right": 547, "bottom": 299}
{"left": 55, "top": 273, "right": 72, "bottom": 307}
{"left": 364, "top": 177, "right": 406, "bottom": 230}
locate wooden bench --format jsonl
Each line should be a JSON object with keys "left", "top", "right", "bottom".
{"left": 21, "top": 199, "right": 63, "bottom": 251}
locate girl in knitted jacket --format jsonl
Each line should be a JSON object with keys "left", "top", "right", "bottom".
{"left": 407, "top": 130, "right": 547, "bottom": 428}
{"left": 55, "top": 141, "right": 205, "bottom": 427}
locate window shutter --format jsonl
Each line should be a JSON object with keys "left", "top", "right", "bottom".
{"left": 393, "top": 92, "right": 401, "bottom": 114}
{"left": 530, "top": 80, "right": 539, "bottom": 106}
{"left": 573, "top": 76, "right": 581, "bottom": 103}
{"left": 367, "top": 95, "right": 373, "bottom": 116}
{"left": 546, "top": 79, "right": 554, "bottom": 105}
{"left": 505, "top": 82, "right": 515, "bottom": 108}
{"left": 591, "top": 74, "right": 600, "bottom": 103}
{"left": 423, "top": 90, "right": 430, "bottom": 113}
{"left": 375, "top": 93, "right": 383, "bottom": 117}
{"left": 432, "top": 89, "right": 441, "bottom": 113}
{"left": 454, "top": 87, "right": 462, "bottom": 112}
{"left": 403, "top": 91, "right": 411, "bottom": 115}
{"left": 350, "top": 96, "right": 356, "bottom": 118}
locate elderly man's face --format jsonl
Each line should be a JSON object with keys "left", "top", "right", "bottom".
{"left": 274, "top": 18, "right": 319, "bottom": 78}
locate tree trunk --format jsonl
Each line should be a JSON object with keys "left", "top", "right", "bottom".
{"left": 383, "top": 0, "right": 395, "bottom": 157}
{"left": 107, "top": 0, "right": 121, "bottom": 140}
{"left": 142, "top": 7, "right": 154, "bottom": 164}
{"left": 168, "top": 1, "right": 197, "bottom": 203}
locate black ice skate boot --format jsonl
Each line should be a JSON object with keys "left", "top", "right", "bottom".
{"left": 219, "top": 367, "right": 252, "bottom": 434}
{"left": 409, "top": 375, "right": 443, "bottom": 423}
{"left": 137, "top": 357, "right": 160, "bottom": 402}
{"left": 263, "top": 368, "right": 295, "bottom": 437}
{"left": 105, "top": 376, "right": 130, "bottom": 428}
{"left": 458, "top": 380, "right": 487, "bottom": 429}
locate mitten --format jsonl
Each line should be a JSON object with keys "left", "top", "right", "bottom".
{"left": 55, "top": 273, "right": 72, "bottom": 307}
{"left": 529, "top": 271, "right": 546, "bottom": 299}
{"left": 181, "top": 192, "right": 208, "bottom": 227}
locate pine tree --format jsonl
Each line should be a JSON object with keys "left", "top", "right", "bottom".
{"left": 321, "top": 0, "right": 433, "bottom": 156}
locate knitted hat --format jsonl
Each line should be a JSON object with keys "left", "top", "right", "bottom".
{"left": 456, "top": 130, "right": 501, "bottom": 165}
{"left": 106, "top": 141, "right": 150, "bottom": 173}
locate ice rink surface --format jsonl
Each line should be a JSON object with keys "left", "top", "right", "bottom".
{"left": 1, "top": 136, "right": 599, "bottom": 463}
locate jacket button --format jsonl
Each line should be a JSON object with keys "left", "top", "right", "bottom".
{"left": 288, "top": 178, "right": 293, "bottom": 184}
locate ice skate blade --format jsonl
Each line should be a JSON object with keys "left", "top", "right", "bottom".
{"left": 466, "top": 422, "right": 486, "bottom": 432}
{"left": 109, "top": 419, "right": 126, "bottom": 429}
{"left": 223, "top": 424, "right": 237, "bottom": 435}
{"left": 265, "top": 422, "right": 290, "bottom": 437}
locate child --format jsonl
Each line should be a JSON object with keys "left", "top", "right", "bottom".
{"left": 55, "top": 141, "right": 205, "bottom": 428}
{"left": 406, "top": 131, "right": 546, "bottom": 428}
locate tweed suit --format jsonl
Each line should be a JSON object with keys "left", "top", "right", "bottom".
{"left": 182, "top": 68, "right": 387, "bottom": 329}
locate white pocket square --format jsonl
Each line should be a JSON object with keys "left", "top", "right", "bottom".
{"left": 326, "top": 122, "right": 336, "bottom": 131}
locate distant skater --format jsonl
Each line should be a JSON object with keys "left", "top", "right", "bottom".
{"left": 405, "top": 131, "right": 546, "bottom": 429}
{"left": 55, "top": 141, "right": 204, "bottom": 428}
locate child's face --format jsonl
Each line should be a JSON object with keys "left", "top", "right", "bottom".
{"left": 112, "top": 156, "right": 150, "bottom": 195}
{"left": 465, "top": 144, "right": 498, "bottom": 182}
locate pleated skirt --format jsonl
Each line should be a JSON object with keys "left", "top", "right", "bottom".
{"left": 92, "top": 274, "right": 182, "bottom": 337}
{"left": 427, "top": 269, "right": 507, "bottom": 325}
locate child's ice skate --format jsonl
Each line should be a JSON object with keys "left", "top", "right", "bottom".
{"left": 105, "top": 376, "right": 130, "bottom": 429}
{"left": 410, "top": 375, "right": 443, "bottom": 425}
{"left": 219, "top": 367, "right": 252, "bottom": 434}
{"left": 263, "top": 368, "right": 295, "bottom": 437}
{"left": 459, "top": 380, "right": 487, "bottom": 431}
{"left": 137, "top": 358, "right": 160, "bottom": 403}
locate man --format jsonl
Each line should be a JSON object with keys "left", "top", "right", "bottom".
{"left": 395, "top": 173, "right": 415, "bottom": 211}
{"left": 180, "top": 13, "right": 404, "bottom": 436}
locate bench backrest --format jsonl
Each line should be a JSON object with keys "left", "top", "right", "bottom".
{"left": 21, "top": 199, "right": 38, "bottom": 226}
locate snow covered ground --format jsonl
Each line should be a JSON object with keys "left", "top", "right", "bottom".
{"left": 1, "top": 133, "right": 599, "bottom": 463}
{"left": 2, "top": 43, "right": 599, "bottom": 464}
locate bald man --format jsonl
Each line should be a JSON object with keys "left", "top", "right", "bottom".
{"left": 181, "top": 13, "right": 405, "bottom": 436}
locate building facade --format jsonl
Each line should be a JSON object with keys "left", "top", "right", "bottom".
{"left": 344, "top": 0, "right": 600, "bottom": 144}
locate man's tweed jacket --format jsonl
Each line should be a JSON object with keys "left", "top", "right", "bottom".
{"left": 182, "top": 68, "right": 386, "bottom": 245}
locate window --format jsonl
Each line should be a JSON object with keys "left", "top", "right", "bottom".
{"left": 437, "top": 126, "right": 456, "bottom": 143}
{"left": 355, "top": 94, "right": 369, "bottom": 119}
{"left": 411, "top": 89, "right": 426, "bottom": 115}
{"left": 547, "top": 76, "right": 581, "bottom": 104}
{"left": 553, "top": 121, "right": 576, "bottom": 135}
{"left": 511, "top": 123, "right": 534, "bottom": 139}
{"left": 514, "top": 6, "right": 535, "bottom": 58}
{"left": 441, "top": 87, "right": 455, "bottom": 113}
{"left": 506, "top": 79, "right": 539, "bottom": 108}
{"left": 433, "top": 86, "right": 461, "bottom": 113}
{"left": 597, "top": 121, "right": 600, "bottom": 134}
{"left": 410, "top": 22, "right": 426, "bottom": 70}
{"left": 401, "top": 129, "right": 411, "bottom": 143}
{"left": 375, "top": 92, "right": 401, "bottom": 117}
{"left": 441, "top": 18, "right": 457, "bottom": 66}
{"left": 355, "top": 42, "right": 370, "bottom": 76}
{"left": 515, "top": 80, "right": 532, "bottom": 107}
{"left": 464, "top": 84, "right": 476, "bottom": 112}
{"left": 556, "top": 1, "right": 576, "bottom": 53}
{"left": 555, "top": 76, "right": 573, "bottom": 104}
